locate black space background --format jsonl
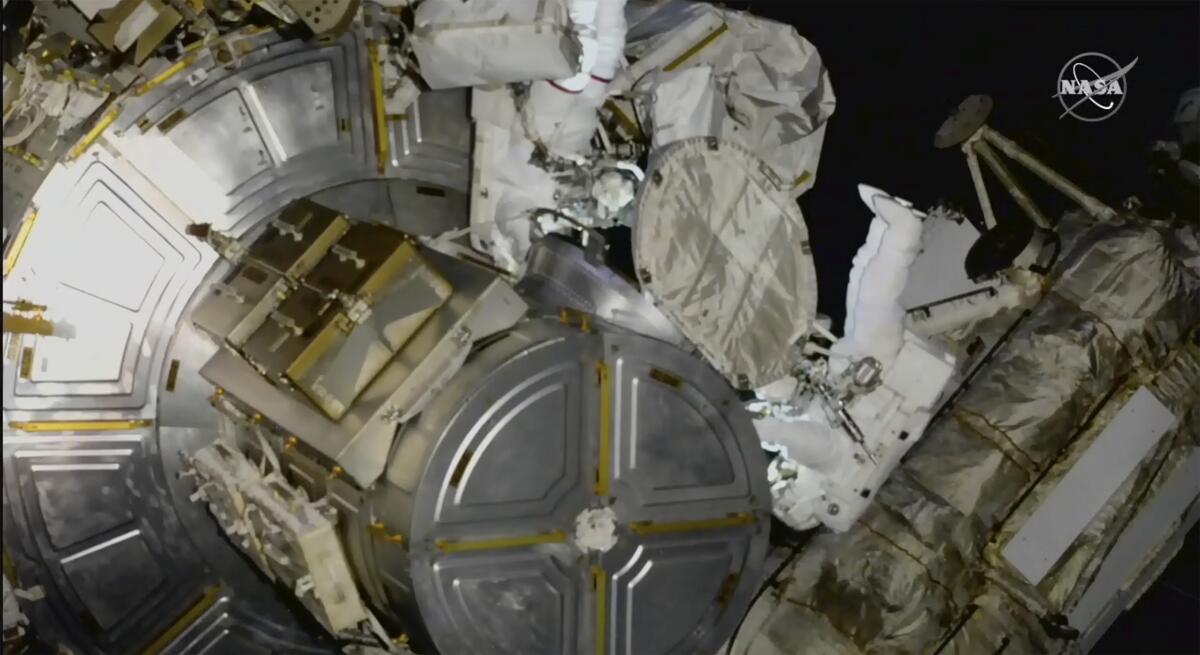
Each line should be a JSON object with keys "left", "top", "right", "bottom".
{"left": 720, "top": 2, "right": 1200, "bottom": 654}
{"left": 725, "top": 0, "right": 1199, "bottom": 328}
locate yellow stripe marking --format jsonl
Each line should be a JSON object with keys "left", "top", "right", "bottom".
{"left": 593, "top": 565, "right": 608, "bottom": 655}
{"left": 716, "top": 572, "right": 740, "bottom": 608}
{"left": 135, "top": 56, "right": 195, "bottom": 96}
{"left": 792, "top": 170, "right": 813, "bottom": 189}
{"left": 370, "top": 522, "right": 406, "bottom": 545}
{"left": 18, "top": 347, "right": 34, "bottom": 380}
{"left": 604, "top": 99, "right": 643, "bottom": 140}
{"left": 157, "top": 108, "right": 189, "bottom": 133}
{"left": 5, "top": 146, "right": 45, "bottom": 169}
{"left": 165, "top": 359, "right": 181, "bottom": 392}
{"left": 664, "top": 23, "right": 730, "bottom": 72}
{"left": 435, "top": 530, "right": 567, "bottom": 554}
{"left": 367, "top": 40, "right": 389, "bottom": 174}
{"left": 629, "top": 512, "right": 755, "bottom": 535}
{"left": 7, "top": 300, "right": 46, "bottom": 313}
{"left": 140, "top": 585, "right": 222, "bottom": 655}
{"left": 3, "top": 210, "right": 39, "bottom": 278}
{"left": 559, "top": 307, "right": 592, "bottom": 333}
{"left": 69, "top": 108, "right": 120, "bottom": 160}
{"left": 3, "top": 313, "right": 54, "bottom": 336}
{"left": 8, "top": 419, "right": 154, "bottom": 433}
{"left": 595, "top": 361, "right": 612, "bottom": 497}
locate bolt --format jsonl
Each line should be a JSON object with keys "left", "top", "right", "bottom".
{"left": 827, "top": 503, "right": 840, "bottom": 516}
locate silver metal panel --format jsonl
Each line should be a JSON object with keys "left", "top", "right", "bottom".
{"left": 4, "top": 150, "right": 211, "bottom": 414}
{"left": 409, "top": 332, "right": 594, "bottom": 544}
{"left": 160, "top": 594, "right": 326, "bottom": 655}
{"left": 169, "top": 289, "right": 243, "bottom": 428}
{"left": 603, "top": 533, "right": 753, "bottom": 655}
{"left": 167, "top": 90, "right": 274, "bottom": 193}
{"left": 338, "top": 249, "right": 527, "bottom": 484}
{"left": 61, "top": 530, "right": 165, "bottom": 630}
{"left": 1002, "top": 387, "right": 1178, "bottom": 584}
{"left": 309, "top": 179, "right": 469, "bottom": 236}
{"left": 606, "top": 332, "right": 758, "bottom": 524}
{"left": 246, "top": 62, "right": 340, "bottom": 162}
{"left": 3, "top": 115, "right": 70, "bottom": 236}
{"left": 3, "top": 28, "right": 474, "bottom": 652}
{"left": 68, "top": 0, "right": 121, "bottom": 20}
{"left": 33, "top": 465, "right": 134, "bottom": 550}
{"left": 158, "top": 288, "right": 332, "bottom": 653}
{"left": 110, "top": 33, "right": 370, "bottom": 235}
{"left": 0, "top": 21, "right": 803, "bottom": 655}
{"left": 518, "top": 237, "right": 684, "bottom": 345}
{"left": 398, "top": 321, "right": 770, "bottom": 655}
{"left": 200, "top": 250, "right": 527, "bottom": 487}
{"left": 3, "top": 150, "right": 48, "bottom": 236}
{"left": 117, "top": 31, "right": 298, "bottom": 130}
{"left": 426, "top": 548, "right": 582, "bottom": 654}
{"left": 3, "top": 430, "right": 210, "bottom": 652}
{"left": 442, "top": 363, "right": 581, "bottom": 517}
{"left": 200, "top": 348, "right": 343, "bottom": 453}
{"left": 388, "top": 89, "right": 472, "bottom": 190}
{"left": 288, "top": 246, "right": 451, "bottom": 420}
{"left": 1068, "top": 446, "right": 1200, "bottom": 631}
{"left": 157, "top": 427, "right": 332, "bottom": 654}
{"left": 108, "top": 31, "right": 469, "bottom": 237}
{"left": 166, "top": 597, "right": 255, "bottom": 655}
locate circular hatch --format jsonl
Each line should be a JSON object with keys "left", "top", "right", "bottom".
{"left": 400, "top": 320, "right": 771, "bottom": 654}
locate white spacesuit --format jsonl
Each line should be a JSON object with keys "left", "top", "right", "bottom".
{"left": 753, "top": 185, "right": 955, "bottom": 532}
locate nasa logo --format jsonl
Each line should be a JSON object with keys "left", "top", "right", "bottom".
{"left": 1054, "top": 52, "right": 1138, "bottom": 122}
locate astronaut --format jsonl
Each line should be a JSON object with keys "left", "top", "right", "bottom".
{"left": 753, "top": 185, "right": 955, "bottom": 533}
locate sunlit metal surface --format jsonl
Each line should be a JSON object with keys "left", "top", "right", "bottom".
{"left": 518, "top": 236, "right": 684, "bottom": 346}
{"left": 359, "top": 319, "right": 771, "bottom": 654}
{"left": 2, "top": 28, "right": 471, "bottom": 654}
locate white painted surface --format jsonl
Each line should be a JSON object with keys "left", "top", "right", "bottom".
{"left": 574, "top": 506, "right": 618, "bottom": 553}
{"left": 899, "top": 214, "right": 985, "bottom": 311}
{"left": 1069, "top": 447, "right": 1200, "bottom": 630}
{"left": 69, "top": 0, "right": 121, "bottom": 20}
{"left": 114, "top": 3, "right": 159, "bottom": 52}
{"left": 1003, "top": 387, "right": 1178, "bottom": 584}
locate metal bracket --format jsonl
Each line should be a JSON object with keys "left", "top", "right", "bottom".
{"left": 939, "top": 96, "right": 1117, "bottom": 228}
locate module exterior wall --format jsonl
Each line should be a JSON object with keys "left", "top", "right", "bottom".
{"left": 732, "top": 217, "right": 1200, "bottom": 655}
{"left": 2, "top": 27, "right": 474, "bottom": 652}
